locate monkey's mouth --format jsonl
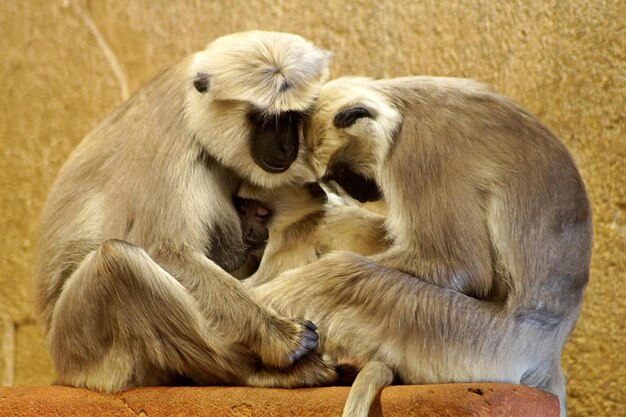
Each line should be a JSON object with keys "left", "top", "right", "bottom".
{"left": 259, "top": 159, "right": 291, "bottom": 173}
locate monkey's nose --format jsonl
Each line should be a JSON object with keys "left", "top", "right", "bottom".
{"left": 255, "top": 207, "right": 270, "bottom": 217}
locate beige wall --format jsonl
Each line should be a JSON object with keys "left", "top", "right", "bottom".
{"left": 1, "top": 1, "right": 624, "bottom": 416}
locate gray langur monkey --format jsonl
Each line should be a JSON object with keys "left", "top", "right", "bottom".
{"left": 250, "top": 76, "right": 592, "bottom": 417}
{"left": 237, "top": 182, "right": 390, "bottom": 287}
{"left": 33, "top": 31, "right": 337, "bottom": 392}
{"left": 229, "top": 197, "right": 272, "bottom": 279}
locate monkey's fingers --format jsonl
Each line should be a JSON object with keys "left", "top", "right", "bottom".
{"left": 289, "top": 320, "right": 319, "bottom": 363}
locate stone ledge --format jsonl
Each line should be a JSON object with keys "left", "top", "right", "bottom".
{"left": 0, "top": 383, "right": 559, "bottom": 416}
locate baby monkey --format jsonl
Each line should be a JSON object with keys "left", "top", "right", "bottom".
{"left": 236, "top": 182, "right": 389, "bottom": 286}
{"left": 236, "top": 197, "right": 272, "bottom": 251}
{"left": 231, "top": 197, "right": 273, "bottom": 279}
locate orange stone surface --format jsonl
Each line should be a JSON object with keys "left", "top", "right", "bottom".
{"left": 0, "top": 383, "right": 559, "bottom": 416}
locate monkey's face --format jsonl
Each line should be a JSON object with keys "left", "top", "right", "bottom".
{"left": 305, "top": 77, "right": 401, "bottom": 202}
{"left": 237, "top": 181, "right": 327, "bottom": 235}
{"left": 247, "top": 109, "right": 305, "bottom": 174}
{"left": 186, "top": 31, "right": 331, "bottom": 189}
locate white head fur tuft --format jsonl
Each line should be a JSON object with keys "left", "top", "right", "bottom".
{"left": 191, "top": 31, "right": 331, "bottom": 114}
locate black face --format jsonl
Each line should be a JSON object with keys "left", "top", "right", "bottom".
{"left": 322, "top": 163, "right": 382, "bottom": 203}
{"left": 234, "top": 197, "right": 271, "bottom": 250}
{"left": 248, "top": 110, "right": 303, "bottom": 173}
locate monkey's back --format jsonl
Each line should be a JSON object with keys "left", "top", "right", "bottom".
{"left": 33, "top": 63, "right": 193, "bottom": 330}
{"left": 382, "top": 76, "right": 591, "bottom": 311}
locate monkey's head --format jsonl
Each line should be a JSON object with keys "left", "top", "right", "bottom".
{"left": 237, "top": 181, "right": 328, "bottom": 235}
{"left": 304, "top": 77, "right": 401, "bottom": 202}
{"left": 185, "top": 31, "right": 331, "bottom": 189}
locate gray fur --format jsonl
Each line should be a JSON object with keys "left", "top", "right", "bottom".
{"left": 249, "top": 76, "right": 591, "bottom": 417}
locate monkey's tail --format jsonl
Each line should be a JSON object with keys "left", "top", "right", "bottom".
{"left": 342, "top": 360, "right": 394, "bottom": 417}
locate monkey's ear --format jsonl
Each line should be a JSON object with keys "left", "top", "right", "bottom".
{"left": 193, "top": 72, "right": 211, "bottom": 93}
{"left": 333, "top": 106, "right": 373, "bottom": 129}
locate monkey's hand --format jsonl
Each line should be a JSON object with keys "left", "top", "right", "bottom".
{"left": 253, "top": 317, "right": 320, "bottom": 368}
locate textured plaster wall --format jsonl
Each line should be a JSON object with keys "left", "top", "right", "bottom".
{"left": 0, "top": 1, "right": 623, "bottom": 416}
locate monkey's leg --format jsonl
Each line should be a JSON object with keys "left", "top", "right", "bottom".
{"left": 48, "top": 239, "right": 257, "bottom": 392}
{"left": 154, "top": 250, "right": 321, "bottom": 369}
{"left": 253, "top": 252, "right": 562, "bottom": 399}
{"left": 342, "top": 361, "right": 394, "bottom": 417}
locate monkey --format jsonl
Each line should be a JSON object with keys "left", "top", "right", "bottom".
{"left": 236, "top": 197, "right": 272, "bottom": 251}
{"left": 229, "top": 197, "right": 272, "bottom": 279}
{"left": 33, "top": 31, "right": 338, "bottom": 393}
{"left": 235, "top": 181, "right": 390, "bottom": 288}
{"left": 248, "top": 76, "right": 592, "bottom": 417}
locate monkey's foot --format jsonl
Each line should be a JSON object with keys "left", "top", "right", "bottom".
{"left": 254, "top": 318, "right": 319, "bottom": 368}
{"left": 246, "top": 352, "right": 337, "bottom": 387}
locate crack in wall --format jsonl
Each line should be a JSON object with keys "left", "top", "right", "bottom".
{"left": 63, "top": 0, "right": 130, "bottom": 101}
{"left": 120, "top": 396, "right": 148, "bottom": 416}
